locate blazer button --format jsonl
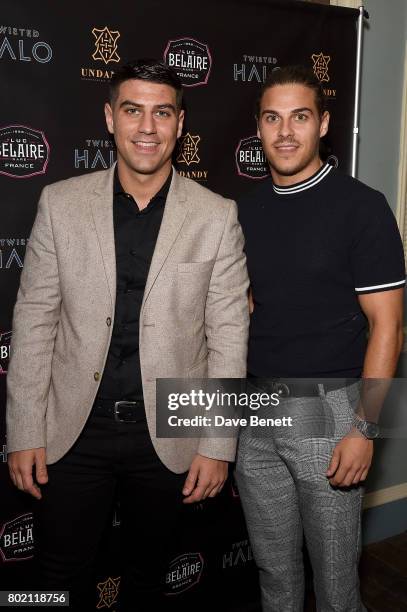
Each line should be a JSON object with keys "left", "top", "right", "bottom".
{"left": 94, "top": 372, "right": 100, "bottom": 381}
{"left": 106, "top": 317, "right": 112, "bottom": 326}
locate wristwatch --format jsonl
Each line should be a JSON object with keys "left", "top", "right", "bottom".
{"left": 352, "top": 416, "right": 380, "bottom": 439}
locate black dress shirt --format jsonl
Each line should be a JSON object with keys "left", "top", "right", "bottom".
{"left": 97, "top": 169, "right": 172, "bottom": 400}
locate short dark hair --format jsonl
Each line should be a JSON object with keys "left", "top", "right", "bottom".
{"left": 109, "top": 58, "right": 183, "bottom": 110}
{"left": 255, "top": 65, "right": 327, "bottom": 118}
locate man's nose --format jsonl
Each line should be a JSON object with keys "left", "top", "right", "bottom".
{"left": 278, "top": 117, "right": 294, "bottom": 139}
{"left": 138, "top": 112, "right": 156, "bottom": 134}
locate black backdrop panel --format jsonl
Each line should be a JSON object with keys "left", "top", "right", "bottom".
{"left": 0, "top": 1, "right": 357, "bottom": 608}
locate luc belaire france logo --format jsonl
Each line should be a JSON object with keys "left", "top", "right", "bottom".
{"left": 0, "top": 125, "right": 50, "bottom": 178}
{"left": 0, "top": 513, "right": 34, "bottom": 562}
{"left": 0, "top": 331, "right": 12, "bottom": 374}
{"left": 164, "top": 37, "right": 212, "bottom": 87}
{"left": 165, "top": 552, "right": 204, "bottom": 595}
{"left": 235, "top": 135, "right": 269, "bottom": 180}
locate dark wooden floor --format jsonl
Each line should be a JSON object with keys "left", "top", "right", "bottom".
{"left": 359, "top": 532, "right": 407, "bottom": 611}
{"left": 305, "top": 532, "right": 407, "bottom": 611}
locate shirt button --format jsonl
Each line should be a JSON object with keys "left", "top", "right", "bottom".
{"left": 130, "top": 250, "right": 137, "bottom": 257}
{"left": 106, "top": 317, "right": 112, "bottom": 326}
{"left": 125, "top": 288, "right": 133, "bottom": 294}
{"left": 94, "top": 372, "right": 100, "bottom": 381}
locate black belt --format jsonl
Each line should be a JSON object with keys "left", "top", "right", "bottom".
{"left": 247, "top": 374, "right": 354, "bottom": 399}
{"left": 92, "top": 398, "right": 145, "bottom": 422}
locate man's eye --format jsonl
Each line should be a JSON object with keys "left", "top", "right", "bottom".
{"left": 295, "top": 113, "right": 307, "bottom": 121}
{"left": 126, "top": 108, "right": 139, "bottom": 115}
{"left": 266, "top": 114, "right": 279, "bottom": 122}
{"left": 156, "top": 110, "right": 170, "bottom": 117}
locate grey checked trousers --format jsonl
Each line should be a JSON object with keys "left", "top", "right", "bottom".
{"left": 235, "top": 383, "right": 367, "bottom": 612}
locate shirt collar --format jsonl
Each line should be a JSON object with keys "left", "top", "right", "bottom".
{"left": 114, "top": 167, "right": 173, "bottom": 203}
{"left": 272, "top": 162, "right": 333, "bottom": 195}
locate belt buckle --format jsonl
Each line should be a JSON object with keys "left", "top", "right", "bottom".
{"left": 114, "top": 400, "right": 139, "bottom": 422}
{"left": 273, "top": 382, "right": 290, "bottom": 398}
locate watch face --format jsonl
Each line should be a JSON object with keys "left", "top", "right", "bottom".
{"left": 365, "top": 422, "right": 380, "bottom": 439}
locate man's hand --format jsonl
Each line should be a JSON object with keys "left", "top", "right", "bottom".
{"left": 326, "top": 431, "right": 373, "bottom": 487}
{"left": 182, "top": 454, "right": 228, "bottom": 504}
{"left": 8, "top": 448, "right": 48, "bottom": 500}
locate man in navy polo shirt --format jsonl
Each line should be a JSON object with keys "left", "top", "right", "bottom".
{"left": 236, "top": 66, "right": 405, "bottom": 611}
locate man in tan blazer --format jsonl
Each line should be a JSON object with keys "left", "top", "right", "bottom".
{"left": 6, "top": 59, "right": 249, "bottom": 610}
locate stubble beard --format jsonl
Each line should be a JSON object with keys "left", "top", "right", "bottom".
{"left": 267, "top": 146, "right": 321, "bottom": 178}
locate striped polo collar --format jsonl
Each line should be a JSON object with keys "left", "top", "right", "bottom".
{"left": 272, "top": 162, "right": 333, "bottom": 195}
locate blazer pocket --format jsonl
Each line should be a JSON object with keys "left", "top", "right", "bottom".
{"left": 177, "top": 260, "right": 214, "bottom": 273}
{"left": 175, "top": 262, "right": 214, "bottom": 323}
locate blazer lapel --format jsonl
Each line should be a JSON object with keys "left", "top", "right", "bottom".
{"left": 89, "top": 164, "right": 116, "bottom": 305}
{"left": 142, "top": 170, "right": 188, "bottom": 310}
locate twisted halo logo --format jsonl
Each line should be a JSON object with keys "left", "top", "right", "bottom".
{"left": 0, "top": 238, "right": 26, "bottom": 270}
{"left": 0, "top": 438, "right": 6, "bottom": 463}
{"left": 312, "top": 52, "right": 330, "bottom": 83}
{"left": 0, "top": 25, "right": 52, "bottom": 64}
{"left": 223, "top": 539, "right": 254, "bottom": 569}
{"left": 177, "top": 133, "right": 200, "bottom": 166}
{"left": 164, "top": 38, "right": 211, "bottom": 87}
{"left": 234, "top": 53, "right": 279, "bottom": 83}
{"left": 96, "top": 576, "right": 120, "bottom": 609}
{"left": 165, "top": 552, "right": 204, "bottom": 595}
{"left": 0, "top": 125, "right": 49, "bottom": 179}
{"left": 74, "top": 138, "right": 115, "bottom": 170}
{"left": 235, "top": 135, "right": 269, "bottom": 180}
{"left": 92, "top": 27, "right": 120, "bottom": 65}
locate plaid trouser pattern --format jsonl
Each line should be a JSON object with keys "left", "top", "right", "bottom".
{"left": 235, "top": 383, "right": 367, "bottom": 612}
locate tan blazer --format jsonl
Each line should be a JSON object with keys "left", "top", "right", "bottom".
{"left": 6, "top": 164, "right": 249, "bottom": 473}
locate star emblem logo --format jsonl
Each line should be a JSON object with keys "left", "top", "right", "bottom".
{"left": 92, "top": 27, "right": 120, "bottom": 65}
{"left": 177, "top": 133, "right": 201, "bottom": 166}
{"left": 96, "top": 576, "right": 120, "bottom": 609}
{"left": 311, "top": 52, "right": 331, "bottom": 83}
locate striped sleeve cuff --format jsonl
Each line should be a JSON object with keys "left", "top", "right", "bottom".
{"left": 355, "top": 279, "right": 406, "bottom": 294}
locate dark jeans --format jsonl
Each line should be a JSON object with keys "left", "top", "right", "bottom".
{"left": 33, "top": 402, "right": 187, "bottom": 611}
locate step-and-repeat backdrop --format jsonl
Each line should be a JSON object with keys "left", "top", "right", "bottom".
{"left": 0, "top": 1, "right": 357, "bottom": 609}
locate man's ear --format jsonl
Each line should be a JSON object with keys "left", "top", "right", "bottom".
{"left": 177, "top": 109, "right": 185, "bottom": 139}
{"left": 320, "top": 110, "right": 330, "bottom": 138}
{"left": 104, "top": 102, "right": 114, "bottom": 135}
